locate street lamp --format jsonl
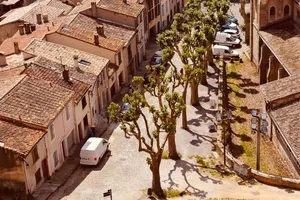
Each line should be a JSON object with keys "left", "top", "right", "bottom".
{"left": 250, "top": 109, "right": 268, "bottom": 171}
{"left": 216, "top": 110, "right": 233, "bottom": 166}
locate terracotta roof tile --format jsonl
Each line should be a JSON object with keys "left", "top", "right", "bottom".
{"left": 0, "top": 76, "right": 74, "bottom": 127}
{"left": 33, "top": 56, "right": 97, "bottom": 86}
{"left": 24, "top": 39, "right": 109, "bottom": 77}
{"left": 0, "top": 25, "right": 60, "bottom": 56}
{"left": 57, "top": 14, "right": 136, "bottom": 51}
{"left": 0, "top": 120, "right": 46, "bottom": 158}
{"left": 69, "top": 0, "right": 100, "bottom": 15}
{"left": 47, "top": 0, "right": 74, "bottom": 15}
{"left": 24, "top": 63, "right": 90, "bottom": 104}
{"left": 260, "top": 20, "right": 300, "bottom": 75}
{"left": 260, "top": 75, "right": 300, "bottom": 102}
{"left": 98, "top": 0, "right": 144, "bottom": 17}
{"left": 0, "top": 75, "right": 26, "bottom": 99}
{"left": 0, "top": 3, "right": 64, "bottom": 25}
{"left": 0, "top": 66, "right": 25, "bottom": 76}
{"left": 271, "top": 100, "right": 300, "bottom": 163}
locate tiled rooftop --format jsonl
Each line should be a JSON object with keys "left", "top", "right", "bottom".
{"left": 33, "top": 56, "right": 97, "bottom": 86}
{"left": 98, "top": 0, "right": 144, "bottom": 17}
{"left": 0, "top": 66, "right": 25, "bottom": 77}
{"left": 260, "top": 75, "right": 300, "bottom": 102}
{"left": 69, "top": 0, "right": 100, "bottom": 15}
{"left": 24, "top": 63, "right": 90, "bottom": 104}
{"left": 57, "top": 14, "right": 136, "bottom": 51}
{"left": 0, "top": 25, "right": 60, "bottom": 56}
{"left": 260, "top": 20, "right": 300, "bottom": 75}
{"left": 0, "top": 75, "right": 26, "bottom": 99}
{"left": 0, "top": 120, "right": 46, "bottom": 158}
{"left": 0, "top": 3, "right": 64, "bottom": 26}
{"left": 0, "top": 76, "right": 74, "bottom": 127}
{"left": 47, "top": 0, "right": 74, "bottom": 15}
{"left": 271, "top": 100, "right": 300, "bottom": 163}
{"left": 24, "top": 39, "right": 109, "bottom": 77}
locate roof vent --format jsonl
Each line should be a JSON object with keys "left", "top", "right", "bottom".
{"left": 94, "top": 34, "right": 99, "bottom": 45}
{"left": 13, "top": 42, "right": 20, "bottom": 54}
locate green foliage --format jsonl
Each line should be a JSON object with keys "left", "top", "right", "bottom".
{"left": 163, "top": 189, "right": 190, "bottom": 198}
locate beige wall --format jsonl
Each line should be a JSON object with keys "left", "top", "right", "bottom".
{"left": 74, "top": 93, "right": 90, "bottom": 142}
{"left": 24, "top": 136, "right": 47, "bottom": 193}
{"left": 0, "top": 21, "right": 23, "bottom": 44}
{"left": 45, "top": 100, "right": 74, "bottom": 176}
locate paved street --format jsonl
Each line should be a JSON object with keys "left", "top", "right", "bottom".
{"left": 48, "top": 4, "right": 300, "bottom": 200}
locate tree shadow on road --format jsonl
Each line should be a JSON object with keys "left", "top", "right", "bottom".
{"left": 163, "top": 159, "right": 223, "bottom": 198}
{"left": 186, "top": 129, "right": 217, "bottom": 152}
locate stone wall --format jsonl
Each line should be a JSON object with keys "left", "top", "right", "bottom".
{"left": 0, "top": 148, "right": 26, "bottom": 197}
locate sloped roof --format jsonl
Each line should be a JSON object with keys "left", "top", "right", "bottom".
{"left": 23, "top": 39, "right": 109, "bottom": 77}
{"left": 0, "top": 75, "right": 26, "bottom": 99}
{"left": 0, "top": 120, "right": 46, "bottom": 158}
{"left": 47, "top": 0, "right": 74, "bottom": 15}
{"left": 24, "top": 63, "right": 90, "bottom": 104}
{"left": 0, "top": 76, "right": 74, "bottom": 127}
{"left": 98, "top": 0, "right": 144, "bottom": 17}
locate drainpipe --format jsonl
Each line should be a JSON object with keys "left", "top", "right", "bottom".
{"left": 250, "top": 0, "right": 254, "bottom": 61}
{"left": 88, "top": 87, "right": 94, "bottom": 128}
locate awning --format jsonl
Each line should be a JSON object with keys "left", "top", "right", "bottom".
{"left": 0, "top": 0, "right": 21, "bottom": 6}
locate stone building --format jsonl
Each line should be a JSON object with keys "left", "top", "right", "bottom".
{"left": 251, "top": 0, "right": 300, "bottom": 177}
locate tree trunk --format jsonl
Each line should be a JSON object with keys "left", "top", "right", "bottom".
{"left": 181, "top": 84, "right": 188, "bottom": 129}
{"left": 190, "top": 82, "right": 199, "bottom": 106}
{"left": 207, "top": 45, "right": 214, "bottom": 65}
{"left": 168, "top": 131, "right": 180, "bottom": 160}
{"left": 201, "top": 56, "right": 208, "bottom": 85}
{"left": 150, "top": 156, "right": 165, "bottom": 198}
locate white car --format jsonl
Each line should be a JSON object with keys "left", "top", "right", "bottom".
{"left": 80, "top": 137, "right": 109, "bottom": 165}
{"left": 214, "top": 32, "right": 241, "bottom": 48}
{"left": 212, "top": 45, "right": 239, "bottom": 59}
{"left": 222, "top": 29, "right": 240, "bottom": 39}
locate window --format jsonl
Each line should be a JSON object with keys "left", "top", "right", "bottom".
{"left": 66, "top": 104, "right": 70, "bottom": 121}
{"left": 140, "top": 13, "right": 143, "bottom": 23}
{"left": 162, "top": 4, "right": 164, "bottom": 16}
{"left": 53, "top": 150, "right": 58, "bottom": 168}
{"left": 284, "top": 5, "right": 289, "bottom": 17}
{"left": 83, "top": 115, "right": 88, "bottom": 130}
{"left": 82, "top": 96, "right": 87, "bottom": 110}
{"left": 118, "top": 52, "right": 122, "bottom": 65}
{"left": 128, "top": 45, "right": 132, "bottom": 62}
{"left": 49, "top": 124, "right": 55, "bottom": 141}
{"left": 270, "top": 6, "right": 275, "bottom": 20}
{"left": 166, "top": 1, "right": 168, "bottom": 12}
{"left": 32, "top": 146, "right": 39, "bottom": 164}
{"left": 35, "top": 168, "right": 42, "bottom": 185}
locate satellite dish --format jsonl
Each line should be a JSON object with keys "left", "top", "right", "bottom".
{"left": 251, "top": 109, "right": 257, "bottom": 117}
{"left": 262, "top": 120, "right": 269, "bottom": 127}
{"left": 261, "top": 113, "right": 267, "bottom": 120}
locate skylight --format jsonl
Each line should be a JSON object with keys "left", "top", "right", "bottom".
{"left": 79, "top": 60, "right": 91, "bottom": 66}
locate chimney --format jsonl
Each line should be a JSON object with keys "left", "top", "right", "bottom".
{"left": 73, "top": 55, "right": 79, "bottom": 68}
{"left": 13, "top": 42, "right": 20, "bottom": 54}
{"left": 30, "top": 24, "right": 36, "bottom": 32}
{"left": 96, "top": 25, "right": 104, "bottom": 35}
{"left": 43, "top": 14, "right": 49, "bottom": 23}
{"left": 91, "top": 2, "right": 97, "bottom": 17}
{"left": 24, "top": 23, "right": 31, "bottom": 34}
{"left": 0, "top": 52, "right": 7, "bottom": 67}
{"left": 62, "top": 66, "right": 70, "bottom": 81}
{"left": 36, "top": 14, "right": 42, "bottom": 24}
{"left": 18, "top": 25, "right": 25, "bottom": 35}
{"left": 94, "top": 34, "right": 99, "bottom": 45}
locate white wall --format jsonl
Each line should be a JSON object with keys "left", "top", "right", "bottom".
{"left": 24, "top": 137, "right": 47, "bottom": 193}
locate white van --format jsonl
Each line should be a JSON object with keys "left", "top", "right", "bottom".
{"left": 80, "top": 137, "right": 109, "bottom": 165}
{"left": 212, "top": 45, "right": 239, "bottom": 59}
{"left": 214, "top": 32, "right": 241, "bottom": 47}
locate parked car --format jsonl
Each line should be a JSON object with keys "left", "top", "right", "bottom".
{"left": 212, "top": 45, "right": 239, "bottom": 59}
{"left": 80, "top": 137, "right": 109, "bottom": 165}
{"left": 228, "top": 15, "right": 238, "bottom": 24}
{"left": 122, "top": 103, "right": 139, "bottom": 121}
{"left": 214, "top": 32, "right": 241, "bottom": 47}
{"left": 221, "top": 22, "right": 238, "bottom": 30}
{"left": 222, "top": 29, "right": 240, "bottom": 39}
